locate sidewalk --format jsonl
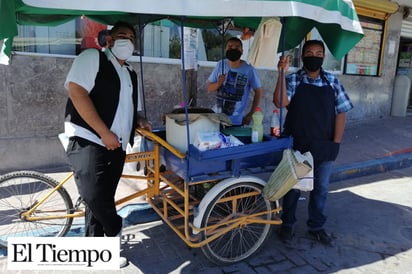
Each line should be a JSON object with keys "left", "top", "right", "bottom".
{"left": 331, "top": 115, "right": 412, "bottom": 181}
{"left": 1, "top": 115, "right": 412, "bottom": 273}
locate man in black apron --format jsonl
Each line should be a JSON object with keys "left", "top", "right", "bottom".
{"left": 273, "top": 40, "right": 353, "bottom": 246}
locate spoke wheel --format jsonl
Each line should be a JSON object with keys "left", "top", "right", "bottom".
{"left": 0, "top": 171, "right": 73, "bottom": 246}
{"left": 200, "top": 182, "right": 273, "bottom": 265}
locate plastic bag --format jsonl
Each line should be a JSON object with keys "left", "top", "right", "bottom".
{"left": 293, "top": 169, "right": 314, "bottom": 191}
{"left": 262, "top": 149, "right": 313, "bottom": 201}
{"left": 193, "top": 132, "right": 222, "bottom": 151}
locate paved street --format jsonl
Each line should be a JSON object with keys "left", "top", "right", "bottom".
{"left": 118, "top": 167, "right": 412, "bottom": 274}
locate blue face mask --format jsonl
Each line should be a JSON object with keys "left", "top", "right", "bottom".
{"left": 302, "top": 56, "right": 323, "bottom": 72}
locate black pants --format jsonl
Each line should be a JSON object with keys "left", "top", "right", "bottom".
{"left": 67, "top": 137, "right": 125, "bottom": 236}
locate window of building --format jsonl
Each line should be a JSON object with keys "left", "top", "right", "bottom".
{"left": 11, "top": 17, "right": 240, "bottom": 63}
{"left": 13, "top": 18, "right": 107, "bottom": 55}
{"left": 343, "top": 15, "right": 385, "bottom": 76}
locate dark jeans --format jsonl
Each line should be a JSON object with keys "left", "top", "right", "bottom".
{"left": 67, "top": 137, "right": 125, "bottom": 236}
{"left": 281, "top": 161, "right": 333, "bottom": 231}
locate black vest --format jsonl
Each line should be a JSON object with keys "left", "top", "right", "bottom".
{"left": 65, "top": 50, "right": 138, "bottom": 145}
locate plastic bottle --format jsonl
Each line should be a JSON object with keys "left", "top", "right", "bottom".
{"left": 270, "top": 109, "right": 280, "bottom": 137}
{"left": 251, "top": 107, "right": 264, "bottom": 143}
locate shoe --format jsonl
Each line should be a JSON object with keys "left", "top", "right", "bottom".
{"left": 119, "top": 256, "right": 128, "bottom": 268}
{"left": 278, "top": 226, "right": 293, "bottom": 243}
{"left": 116, "top": 224, "right": 128, "bottom": 268}
{"left": 307, "top": 229, "right": 333, "bottom": 246}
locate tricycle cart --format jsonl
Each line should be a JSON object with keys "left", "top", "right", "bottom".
{"left": 122, "top": 128, "right": 292, "bottom": 264}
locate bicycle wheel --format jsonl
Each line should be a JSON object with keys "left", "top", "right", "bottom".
{"left": 0, "top": 171, "right": 74, "bottom": 246}
{"left": 200, "top": 181, "right": 273, "bottom": 265}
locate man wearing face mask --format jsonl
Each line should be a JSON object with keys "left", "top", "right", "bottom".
{"left": 273, "top": 40, "right": 353, "bottom": 246}
{"left": 207, "top": 37, "right": 262, "bottom": 126}
{"left": 64, "top": 21, "right": 151, "bottom": 268}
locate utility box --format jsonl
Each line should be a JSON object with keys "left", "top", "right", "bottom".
{"left": 391, "top": 75, "right": 411, "bottom": 117}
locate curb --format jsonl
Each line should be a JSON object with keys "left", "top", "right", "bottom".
{"left": 331, "top": 152, "right": 412, "bottom": 182}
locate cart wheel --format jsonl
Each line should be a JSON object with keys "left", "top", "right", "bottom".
{"left": 200, "top": 181, "right": 272, "bottom": 265}
{"left": 0, "top": 171, "right": 74, "bottom": 246}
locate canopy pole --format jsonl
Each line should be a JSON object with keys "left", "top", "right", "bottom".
{"left": 137, "top": 17, "right": 147, "bottom": 119}
{"left": 179, "top": 16, "right": 193, "bottom": 184}
{"left": 179, "top": 16, "right": 191, "bottom": 162}
{"left": 180, "top": 17, "right": 189, "bottom": 111}
{"left": 220, "top": 20, "right": 225, "bottom": 75}
{"left": 279, "top": 17, "right": 287, "bottom": 135}
{"left": 216, "top": 18, "right": 231, "bottom": 75}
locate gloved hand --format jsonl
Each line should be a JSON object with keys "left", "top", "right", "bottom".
{"left": 329, "top": 142, "right": 340, "bottom": 161}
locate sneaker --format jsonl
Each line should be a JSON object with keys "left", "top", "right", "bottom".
{"left": 278, "top": 226, "right": 293, "bottom": 243}
{"left": 116, "top": 225, "right": 128, "bottom": 268}
{"left": 119, "top": 256, "right": 128, "bottom": 268}
{"left": 307, "top": 229, "right": 333, "bottom": 246}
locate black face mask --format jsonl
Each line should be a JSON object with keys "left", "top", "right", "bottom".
{"left": 226, "top": 49, "right": 242, "bottom": 61}
{"left": 302, "top": 56, "right": 323, "bottom": 72}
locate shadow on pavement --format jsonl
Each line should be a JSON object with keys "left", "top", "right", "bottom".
{"left": 118, "top": 169, "right": 412, "bottom": 273}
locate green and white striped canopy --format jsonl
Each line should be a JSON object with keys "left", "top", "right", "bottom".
{"left": 1, "top": 0, "right": 363, "bottom": 64}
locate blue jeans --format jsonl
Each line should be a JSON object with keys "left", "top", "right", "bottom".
{"left": 281, "top": 161, "right": 333, "bottom": 231}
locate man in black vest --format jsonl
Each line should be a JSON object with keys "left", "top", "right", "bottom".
{"left": 273, "top": 40, "right": 353, "bottom": 247}
{"left": 64, "top": 21, "right": 151, "bottom": 267}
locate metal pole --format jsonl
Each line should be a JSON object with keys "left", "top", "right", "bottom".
{"left": 279, "top": 17, "right": 287, "bottom": 134}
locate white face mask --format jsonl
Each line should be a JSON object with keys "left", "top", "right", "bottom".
{"left": 111, "top": 39, "right": 134, "bottom": 60}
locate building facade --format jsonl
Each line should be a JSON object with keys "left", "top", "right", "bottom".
{"left": 0, "top": 0, "right": 410, "bottom": 172}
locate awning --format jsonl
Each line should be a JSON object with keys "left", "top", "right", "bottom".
{"left": 354, "top": 0, "right": 399, "bottom": 19}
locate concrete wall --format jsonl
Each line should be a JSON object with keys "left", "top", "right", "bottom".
{"left": 0, "top": 11, "right": 403, "bottom": 173}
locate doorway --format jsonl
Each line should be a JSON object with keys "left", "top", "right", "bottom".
{"left": 397, "top": 38, "right": 412, "bottom": 114}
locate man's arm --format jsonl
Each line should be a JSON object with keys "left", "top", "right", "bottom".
{"left": 207, "top": 74, "right": 226, "bottom": 92}
{"left": 334, "top": 112, "right": 346, "bottom": 143}
{"left": 68, "top": 82, "right": 121, "bottom": 150}
{"left": 243, "top": 87, "right": 262, "bottom": 125}
{"left": 273, "top": 56, "right": 290, "bottom": 108}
